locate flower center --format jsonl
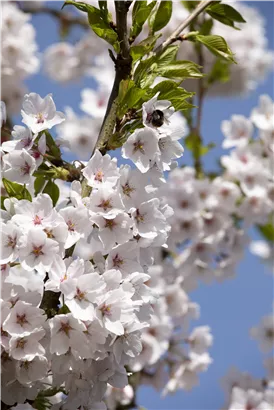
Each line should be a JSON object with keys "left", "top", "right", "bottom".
{"left": 16, "top": 338, "right": 27, "bottom": 349}
{"left": 16, "top": 313, "right": 28, "bottom": 327}
{"left": 100, "top": 304, "right": 112, "bottom": 316}
{"left": 32, "top": 245, "right": 44, "bottom": 257}
{"left": 98, "top": 199, "right": 112, "bottom": 211}
{"left": 112, "top": 254, "right": 124, "bottom": 268}
{"left": 105, "top": 219, "right": 116, "bottom": 230}
{"left": 74, "top": 287, "right": 86, "bottom": 302}
{"left": 94, "top": 170, "right": 104, "bottom": 182}
{"left": 20, "top": 161, "right": 31, "bottom": 175}
{"left": 33, "top": 215, "right": 42, "bottom": 225}
{"left": 122, "top": 183, "right": 135, "bottom": 197}
{"left": 67, "top": 220, "right": 75, "bottom": 232}
{"left": 6, "top": 235, "right": 16, "bottom": 249}
{"left": 59, "top": 321, "right": 72, "bottom": 336}
{"left": 135, "top": 209, "right": 145, "bottom": 223}
{"left": 133, "top": 140, "right": 145, "bottom": 154}
{"left": 36, "top": 112, "right": 45, "bottom": 124}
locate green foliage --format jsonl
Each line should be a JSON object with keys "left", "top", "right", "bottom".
{"left": 130, "top": 34, "right": 161, "bottom": 62}
{"left": 194, "top": 34, "right": 236, "bottom": 63}
{"left": 149, "top": 1, "right": 173, "bottom": 33}
{"left": 1, "top": 196, "right": 8, "bottom": 210}
{"left": 151, "top": 80, "right": 195, "bottom": 111}
{"left": 43, "top": 180, "right": 60, "bottom": 206}
{"left": 207, "top": 3, "right": 246, "bottom": 30}
{"left": 34, "top": 176, "right": 47, "bottom": 196}
{"left": 45, "top": 131, "right": 61, "bottom": 159}
{"left": 2, "top": 178, "right": 32, "bottom": 201}
{"left": 199, "top": 18, "right": 214, "bottom": 36}
{"left": 257, "top": 221, "right": 274, "bottom": 243}
{"left": 63, "top": 0, "right": 119, "bottom": 52}
{"left": 207, "top": 59, "right": 231, "bottom": 85}
{"left": 157, "top": 60, "right": 204, "bottom": 80}
{"left": 185, "top": 133, "right": 215, "bottom": 160}
{"left": 130, "top": 1, "right": 157, "bottom": 38}
{"left": 117, "top": 80, "right": 147, "bottom": 118}
{"left": 181, "top": 1, "right": 198, "bottom": 12}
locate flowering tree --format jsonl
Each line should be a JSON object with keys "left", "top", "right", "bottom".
{"left": 1, "top": 1, "right": 273, "bottom": 410}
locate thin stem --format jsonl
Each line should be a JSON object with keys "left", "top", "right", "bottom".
{"left": 19, "top": 5, "right": 89, "bottom": 28}
{"left": 154, "top": 0, "right": 215, "bottom": 55}
{"left": 95, "top": 1, "right": 132, "bottom": 153}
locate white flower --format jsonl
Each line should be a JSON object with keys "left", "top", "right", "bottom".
{"left": 80, "top": 88, "right": 108, "bottom": 118}
{"left": 0, "top": 221, "right": 21, "bottom": 263}
{"left": 89, "top": 185, "right": 124, "bottom": 219}
{"left": 91, "top": 212, "right": 133, "bottom": 251}
{"left": 59, "top": 206, "right": 90, "bottom": 249}
{"left": 106, "top": 242, "right": 143, "bottom": 277}
{"left": 44, "top": 42, "right": 80, "bottom": 83}
{"left": 46, "top": 255, "right": 86, "bottom": 292}
{"left": 156, "top": 133, "right": 184, "bottom": 171}
{"left": 131, "top": 199, "right": 166, "bottom": 239}
{"left": 19, "top": 228, "right": 59, "bottom": 273}
{"left": 3, "top": 149, "right": 36, "bottom": 184}
{"left": 1, "top": 101, "right": 7, "bottom": 127}
{"left": 250, "top": 315, "right": 274, "bottom": 352}
{"left": 82, "top": 149, "right": 120, "bottom": 189}
{"left": 21, "top": 93, "right": 65, "bottom": 133}
{"left": 121, "top": 128, "right": 160, "bottom": 173}
{"left": 15, "top": 355, "right": 48, "bottom": 384}
{"left": 61, "top": 272, "right": 105, "bottom": 321}
{"left": 221, "top": 115, "right": 253, "bottom": 148}
{"left": 3, "top": 300, "right": 45, "bottom": 336}
{"left": 12, "top": 194, "right": 54, "bottom": 228}
{"left": 2, "top": 125, "right": 35, "bottom": 153}
{"left": 251, "top": 94, "right": 274, "bottom": 130}
{"left": 49, "top": 313, "right": 88, "bottom": 355}
{"left": 228, "top": 387, "right": 266, "bottom": 410}
{"left": 9, "top": 327, "right": 45, "bottom": 360}
{"left": 118, "top": 165, "right": 148, "bottom": 210}
{"left": 188, "top": 326, "right": 213, "bottom": 354}
{"left": 112, "top": 322, "right": 145, "bottom": 363}
{"left": 142, "top": 93, "right": 174, "bottom": 129}
{"left": 96, "top": 289, "right": 127, "bottom": 336}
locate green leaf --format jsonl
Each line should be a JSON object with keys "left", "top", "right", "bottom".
{"left": 130, "top": 33, "right": 161, "bottom": 62}
{"left": 195, "top": 34, "right": 236, "bottom": 63}
{"left": 181, "top": 1, "right": 199, "bottom": 12}
{"left": 257, "top": 222, "right": 274, "bottom": 242}
{"left": 184, "top": 134, "right": 215, "bottom": 160}
{"left": 207, "top": 58, "right": 231, "bottom": 85}
{"left": 130, "top": 1, "right": 156, "bottom": 38}
{"left": 1, "top": 196, "right": 8, "bottom": 210}
{"left": 149, "top": 1, "right": 173, "bottom": 33}
{"left": 45, "top": 131, "right": 61, "bottom": 159}
{"left": 157, "top": 60, "right": 203, "bottom": 80}
{"left": 117, "top": 79, "right": 147, "bottom": 117}
{"left": 134, "top": 54, "right": 158, "bottom": 88}
{"left": 199, "top": 18, "right": 214, "bottom": 36}
{"left": 207, "top": 3, "right": 246, "bottom": 29}
{"left": 151, "top": 80, "right": 195, "bottom": 111}
{"left": 2, "top": 178, "right": 32, "bottom": 201}
{"left": 63, "top": 0, "right": 119, "bottom": 52}
{"left": 43, "top": 180, "right": 60, "bottom": 206}
{"left": 34, "top": 176, "right": 47, "bottom": 196}
{"left": 157, "top": 45, "right": 179, "bottom": 67}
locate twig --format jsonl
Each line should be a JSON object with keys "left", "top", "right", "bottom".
{"left": 95, "top": 1, "right": 133, "bottom": 153}
{"left": 19, "top": 5, "right": 89, "bottom": 28}
{"left": 154, "top": 0, "right": 215, "bottom": 55}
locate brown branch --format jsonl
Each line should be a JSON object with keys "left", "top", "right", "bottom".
{"left": 154, "top": 0, "right": 215, "bottom": 55}
{"left": 95, "top": 1, "right": 133, "bottom": 153}
{"left": 19, "top": 5, "right": 89, "bottom": 28}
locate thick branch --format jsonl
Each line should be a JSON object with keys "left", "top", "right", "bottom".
{"left": 19, "top": 5, "right": 89, "bottom": 28}
{"left": 154, "top": 0, "right": 215, "bottom": 55}
{"left": 95, "top": 1, "right": 132, "bottom": 152}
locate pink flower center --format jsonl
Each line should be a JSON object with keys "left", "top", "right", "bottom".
{"left": 33, "top": 215, "right": 42, "bottom": 225}
{"left": 36, "top": 113, "right": 45, "bottom": 124}
{"left": 32, "top": 245, "right": 44, "bottom": 257}
{"left": 67, "top": 220, "right": 75, "bottom": 232}
{"left": 16, "top": 313, "right": 28, "bottom": 326}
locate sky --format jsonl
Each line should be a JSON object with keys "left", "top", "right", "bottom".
{"left": 14, "top": 1, "right": 274, "bottom": 409}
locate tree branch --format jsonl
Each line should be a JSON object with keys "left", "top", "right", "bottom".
{"left": 19, "top": 5, "right": 89, "bottom": 28}
{"left": 95, "top": 1, "right": 132, "bottom": 153}
{"left": 154, "top": 0, "right": 215, "bottom": 55}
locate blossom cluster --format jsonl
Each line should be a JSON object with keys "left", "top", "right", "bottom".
{"left": 1, "top": 92, "right": 213, "bottom": 408}
{"left": 157, "top": 95, "right": 274, "bottom": 297}
{"left": 1, "top": 3, "right": 40, "bottom": 115}
{"left": 221, "top": 306, "right": 274, "bottom": 410}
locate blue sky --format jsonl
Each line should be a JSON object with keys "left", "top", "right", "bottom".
{"left": 17, "top": 1, "right": 274, "bottom": 409}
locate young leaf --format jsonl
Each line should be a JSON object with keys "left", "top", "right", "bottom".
{"left": 34, "top": 176, "right": 47, "bottom": 196}
{"left": 43, "top": 180, "right": 60, "bottom": 206}
{"left": 117, "top": 79, "right": 147, "bottom": 117}
{"left": 195, "top": 35, "right": 236, "bottom": 63}
{"left": 151, "top": 80, "right": 195, "bottom": 111}
{"left": 45, "top": 131, "right": 61, "bottom": 159}
{"left": 157, "top": 45, "right": 180, "bottom": 67}
{"left": 63, "top": 0, "right": 119, "bottom": 52}
{"left": 257, "top": 221, "right": 274, "bottom": 242}
{"left": 157, "top": 60, "right": 203, "bottom": 80}
{"left": 207, "top": 3, "right": 246, "bottom": 30}
{"left": 2, "top": 178, "right": 32, "bottom": 201}
{"left": 207, "top": 59, "right": 231, "bottom": 85}
{"left": 149, "top": 1, "right": 173, "bottom": 33}
{"left": 130, "top": 1, "right": 156, "bottom": 38}
{"left": 130, "top": 33, "right": 161, "bottom": 62}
